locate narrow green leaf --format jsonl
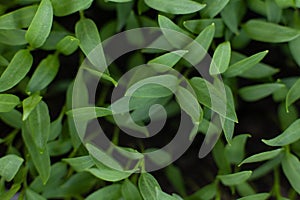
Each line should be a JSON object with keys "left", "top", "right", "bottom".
{"left": 156, "top": 188, "right": 178, "bottom": 200}
{"left": 56, "top": 36, "right": 79, "bottom": 55}
{"left": 262, "top": 119, "right": 300, "bottom": 146}
{"left": 63, "top": 156, "right": 94, "bottom": 172}
{"left": 138, "top": 173, "right": 161, "bottom": 200}
{"left": 0, "top": 94, "right": 20, "bottom": 113}
{"left": 25, "top": 189, "right": 46, "bottom": 200}
{"left": 52, "top": 0, "right": 93, "bottom": 16}
{"left": 183, "top": 18, "right": 224, "bottom": 38}
{"left": 278, "top": 102, "right": 298, "bottom": 130}
{"left": 0, "top": 5, "right": 38, "bottom": 29}
{"left": 239, "top": 149, "right": 283, "bottom": 166}
{"left": 26, "top": 0, "right": 53, "bottom": 48}
{"left": 286, "top": 78, "right": 300, "bottom": 110}
{"left": 122, "top": 179, "right": 142, "bottom": 200}
{"left": 237, "top": 193, "right": 270, "bottom": 200}
{"left": 22, "top": 94, "right": 42, "bottom": 121}
{"left": 148, "top": 50, "right": 188, "bottom": 68}
{"left": 75, "top": 18, "right": 107, "bottom": 72}
{"left": 243, "top": 20, "right": 300, "bottom": 43}
{"left": 239, "top": 83, "right": 284, "bottom": 102}
{"left": 250, "top": 156, "right": 282, "bottom": 180}
{"left": 185, "top": 183, "right": 216, "bottom": 200}
{"left": 266, "top": 0, "right": 282, "bottom": 23}
{"left": 201, "top": 0, "right": 229, "bottom": 18}
{"left": 218, "top": 171, "right": 252, "bottom": 186}
{"left": 0, "top": 109, "right": 22, "bottom": 128}
{"left": 67, "top": 107, "right": 112, "bottom": 121}
{"left": 144, "top": 0, "right": 206, "bottom": 15}
{"left": 26, "top": 54, "right": 60, "bottom": 93}
{"left": 158, "top": 15, "right": 191, "bottom": 38}
{"left": 289, "top": 36, "right": 300, "bottom": 67}
{"left": 0, "top": 49, "right": 33, "bottom": 92}
{"left": 86, "top": 184, "right": 121, "bottom": 200}
{"left": 282, "top": 153, "right": 300, "bottom": 194}
{"left": 0, "top": 155, "right": 23, "bottom": 181}
{"left": 0, "top": 29, "right": 27, "bottom": 45}
{"left": 224, "top": 50, "right": 268, "bottom": 78}
{"left": 210, "top": 41, "right": 231, "bottom": 75}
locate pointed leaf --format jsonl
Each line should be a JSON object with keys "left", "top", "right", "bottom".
{"left": 22, "top": 94, "right": 42, "bottom": 121}
{"left": 239, "top": 149, "right": 283, "bottom": 166}
{"left": 210, "top": 41, "right": 231, "bottom": 75}
{"left": 63, "top": 156, "right": 94, "bottom": 172}
{"left": 282, "top": 153, "right": 300, "bottom": 194}
{"left": 0, "top": 155, "right": 23, "bottom": 182}
{"left": 286, "top": 78, "right": 300, "bottom": 110}
{"left": 86, "top": 184, "right": 121, "bottom": 200}
{"left": 218, "top": 171, "right": 252, "bottom": 186}
{"left": 52, "top": 0, "right": 93, "bottom": 16}
{"left": 122, "top": 179, "right": 142, "bottom": 200}
{"left": 237, "top": 193, "right": 270, "bottom": 200}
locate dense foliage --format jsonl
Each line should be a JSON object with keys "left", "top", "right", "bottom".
{"left": 0, "top": 0, "right": 300, "bottom": 199}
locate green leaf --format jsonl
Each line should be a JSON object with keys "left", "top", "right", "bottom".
{"left": 286, "top": 78, "right": 300, "bottom": 110}
{"left": 122, "top": 179, "right": 143, "bottom": 200}
{"left": 250, "top": 156, "right": 282, "bottom": 180}
{"left": 86, "top": 184, "right": 121, "bottom": 200}
{"left": 158, "top": 15, "right": 191, "bottom": 38}
{"left": 56, "top": 36, "right": 79, "bottom": 55}
{"left": 183, "top": 18, "right": 224, "bottom": 38}
{"left": 75, "top": 18, "right": 107, "bottom": 72}
{"left": 67, "top": 107, "right": 112, "bottom": 121}
{"left": 138, "top": 173, "right": 161, "bottom": 200}
{"left": 25, "top": 189, "right": 46, "bottom": 200}
{"left": 156, "top": 188, "right": 178, "bottom": 200}
{"left": 0, "top": 94, "right": 20, "bottom": 113}
{"left": 0, "top": 5, "right": 38, "bottom": 29}
{"left": 210, "top": 41, "right": 231, "bottom": 75}
{"left": 26, "top": 54, "right": 60, "bottom": 93}
{"left": 0, "top": 49, "right": 33, "bottom": 92}
{"left": 201, "top": 0, "right": 229, "bottom": 18}
{"left": 225, "top": 134, "right": 250, "bottom": 164}
{"left": 148, "top": 50, "right": 188, "bottom": 68}
{"left": 266, "top": 0, "right": 281, "bottom": 23}
{"left": 224, "top": 50, "right": 268, "bottom": 78}
{"left": 165, "top": 165, "right": 186, "bottom": 196}
{"left": 0, "top": 154, "right": 23, "bottom": 181}
{"left": 243, "top": 20, "right": 300, "bottom": 43}
{"left": 0, "top": 109, "right": 22, "bottom": 129}
{"left": 26, "top": 0, "right": 53, "bottom": 48}
{"left": 262, "top": 119, "right": 300, "bottom": 146}
{"left": 185, "top": 183, "right": 216, "bottom": 200}
{"left": 221, "top": 0, "right": 246, "bottom": 34}
{"left": 282, "top": 153, "right": 300, "bottom": 194}
{"left": 25, "top": 101, "right": 50, "bottom": 151}
{"left": 289, "top": 36, "right": 300, "bottom": 66}
{"left": 239, "top": 149, "right": 283, "bottom": 166}
{"left": 144, "top": 0, "right": 206, "bottom": 15}
{"left": 52, "top": 0, "right": 93, "bottom": 16}
{"left": 222, "top": 85, "right": 236, "bottom": 142}
{"left": 0, "top": 29, "right": 27, "bottom": 45}
{"left": 218, "top": 171, "right": 252, "bottom": 186}
{"left": 63, "top": 156, "right": 94, "bottom": 172}
{"left": 22, "top": 94, "right": 42, "bottom": 121}
{"left": 278, "top": 103, "right": 298, "bottom": 130}
{"left": 239, "top": 83, "right": 284, "bottom": 102}
{"left": 237, "top": 193, "right": 270, "bottom": 200}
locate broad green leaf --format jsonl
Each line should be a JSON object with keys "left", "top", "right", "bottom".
{"left": 122, "top": 179, "right": 142, "bottom": 200}
{"left": 289, "top": 36, "right": 300, "bottom": 66}
{"left": 22, "top": 123, "right": 51, "bottom": 184}
{"left": 210, "top": 41, "right": 231, "bottom": 75}
{"left": 156, "top": 188, "right": 178, "bottom": 200}
{"left": 22, "top": 94, "right": 42, "bottom": 121}
{"left": 185, "top": 183, "right": 216, "bottom": 200}
{"left": 236, "top": 182, "right": 255, "bottom": 197}
{"left": 0, "top": 94, "right": 20, "bottom": 113}
{"left": 26, "top": 54, "right": 60, "bottom": 93}
{"left": 229, "top": 51, "right": 278, "bottom": 79}
{"left": 63, "top": 156, "right": 94, "bottom": 172}
{"left": 224, "top": 50, "right": 268, "bottom": 78}
{"left": 266, "top": 0, "right": 281, "bottom": 23}
{"left": 0, "top": 49, "right": 33, "bottom": 92}
{"left": 0, "top": 154, "right": 23, "bottom": 181}
{"left": 278, "top": 103, "right": 298, "bottom": 130}
{"left": 148, "top": 50, "right": 188, "bottom": 68}
{"left": 225, "top": 134, "right": 250, "bottom": 164}
{"left": 144, "top": 0, "right": 206, "bottom": 15}
{"left": 218, "top": 171, "right": 252, "bottom": 186}
{"left": 282, "top": 153, "right": 300, "bottom": 194}
{"left": 247, "top": 0, "right": 267, "bottom": 16}
{"left": 165, "top": 165, "right": 186, "bottom": 196}
{"left": 75, "top": 18, "right": 107, "bottom": 72}
{"left": 286, "top": 78, "right": 300, "bottom": 110}
{"left": 262, "top": 119, "right": 300, "bottom": 146}
{"left": 237, "top": 193, "right": 270, "bottom": 200}
{"left": 52, "top": 0, "right": 93, "bottom": 16}
{"left": 138, "top": 173, "right": 161, "bottom": 200}
{"left": 0, "top": 109, "right": 22, "bottom": 128}
{"left": 25, "top": 189, "right": 46, "bottom": 200}
{"left": 243, "top": 20, "right": 300, "bottom": 43}
{"left": 67, "top": 107, "right": 112, "bottom": 121}
{"left": 41, "top": 31, "right": 68, "bottom": 51}
{"left": 0, "top": 29, "right": 27, "bottom": 45}
{"left": 0, "top": 5, "right": 38, "bottom": 29}
{"left": 239, "top": 149, "right": 283, "bottom": 166}
{"left": 190, "top": 77, "right": 237, "bottom": 122}
{"left": 239, "top": 83, "right": 284, "bottom": 102}
{"left": 158, "top": 15, "right": 191, "bottom": 38}
{"left": 56, "top": 36, "right": 79, "bottom": 55}
{"left": 221, "top": 0, "right": 246, "bottom": 34}
{"left": 86, "top": 184, "right": 121, "bottom": 200}
{"left": 201, "top": 0, "right": 229, "bottom": 18}
{"left": 26, "top": 0, "right": 53, "bottom": 48}
{"left": 183, "top": 18, "right": 224, "bottom": 38}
